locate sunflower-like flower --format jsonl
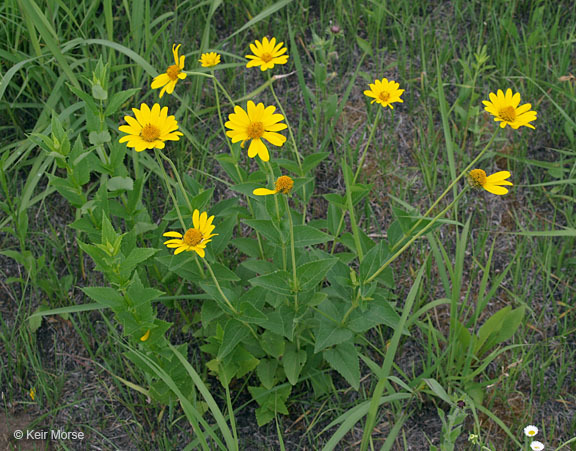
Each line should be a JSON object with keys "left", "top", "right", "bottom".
{"left": 467, "top": 169, "right": 513, "bottom": 195}
{"left": 482, "top": 89, "right": 537, "bottom": 129}
{"left": 253, "top": 175, "right": 294, "bottom": 196}
{"left": 163, "top": 210, "right": 218, "bottom": 258}
{"left": 118, "top": 103, "right": 183, "bottom": 152}
{"left": 363, "top": 78, "right": 404, "bottom": 109}
{"left": 225, "top": 101, "right": 287, "bottom": 162}
{"left": 246, "top": 37, "right": 289, "bottom": 71}
{"left": 199, "top": 52, "right": 221, "bottom": 68}
{"left": 524, "top": 425, "right": 539, "bottom": 438}
{"left": 151, "top": 44, "right": 187, "bottom": 98}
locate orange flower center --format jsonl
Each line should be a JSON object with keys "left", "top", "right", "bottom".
{"left": 141, "top": 124, "right": 161, "bottom": 142}
{"left": 275, "top": 176, "right": 294, "bottom": 194}
{"left": 247, "top": 121, "right": 265, "bottom": 139}
{"left": 166, "top": 64, "right": 181, "bottom": 80}
{"left": 379, "top": 91, "right": 391, "bottom": 102}
{"left": 183, "top": 228, "right": 203, "bottom": 246}
{"left": 468, "top": 169, "right": 487, "bottom": 188}
{"left": 498, "top": 106, "right": 516, "bottom": 122}
{"left": 260, "top": 52, "right": 274, "bottom": 63}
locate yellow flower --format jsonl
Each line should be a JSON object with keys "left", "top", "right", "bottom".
{"left": 163, "top": 209, "right": 218, "bottom": 258}
{"left": 253, "top": 175, "right": 294, "bottom": 195}
{"left": 140, "top": 329, "right": 151, "bottom": 341}
{"left": 225, "top": 101, "right": 287, "bottom": 162}
{"left": 246, "top": 37, "right": 289, "bottom": 71}
{"left": 363, "top": 78, "right": 404, "bottom": 109}
{"left": 118, "top": 103, "right": 183, "bottom": 152}
{"left": 467, "top": 169, "right": 513, "bottom": 195}
{"left": 29, "top": 388, "right": 36, "bottom": 401}
{"left": 151, "top": 44, "right": 187, "bottom": 98}
{"left": 524, "top": 425, "right": 539, "bottom": 437}
{"left": 199, "top": 52, "right": 221, "bottom": 68}
{"left": 482, "top": 89, "right": 537, "bottom": 129}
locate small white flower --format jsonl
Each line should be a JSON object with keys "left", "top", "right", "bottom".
{"left": 524, "top": 425, "right": 538, "bottom": 437}
{"left": 530, "top": 441, "right": 545, "bottom": 451}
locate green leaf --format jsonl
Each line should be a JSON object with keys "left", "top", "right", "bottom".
{"left": 296, "top": 258, "right": 338, "bottom": 292}
{"left": 231, "top": 237, "right": 264, "bottom": 258}
{"left": 88, "top": 130, "right": 112, "bottom": 146}
{"left": 324, "top": 342, "right": 360, "bottom": 389}
{"left": 359, "top": 240, "right": 394, "bottom": 287}
{"left": 107, "top": 176, "right": 134, "bottom": 191}
{"left": 241, "top": 258, "right": 278, "bottom": 275}
{"left": 293, "top": 225, "right": 332, "bottom": 247}
{"left": 249, "top": 270, "right": 292, "bottom": 296}
{"left": 302, "top": 152, "right": 330, "bottom": 173}
{"left": 256, "top": 305, "right": 295, "bottom": 340}
{"left": 356, "top": 35, "right": 373, "bottom": 56}
{"left": 91, "top": 82, "right": 108, "bottom": 100}
{"left": 82, "top": 287, "right": 123, "bottom": 309}
{"left": 225, "top": 0, "right": 294, "bottom": 40}
{"left": 260, "top": 330, "right": 286, "bottom": 358}
{"left": 122, "top": 248, "right": 158, "bottom": 275}
{"left": 28, "top": 305, "right": 49, "bottom": 333}
{"left": 315, "top": 317, "right": 354, "bottom": 353}
{"left": 211, "top": 262, "right": 241, "bottom": 282}
{"left": 243, "top": 219, "right": 282, "bottom": 244}
{"left": 209, "top": 215, "right": 236, "bottom": 255}
{"left": 424, "top": 378, "right": 452, "bottom": 404}
{"left": 283, "top": 343, "right": 307, "bottom": 385}
{"left": 126, "top": 273, "right": 164, "bottom": 307}
{"left": 155, "top": 254, "right": 203, "bottom": 283}
{"left": 347, "top": 302, "right": 401, "bottom": 333}
{"left": 254, "top": 407, "right": 275, "bottom": 427}
{"left": 257, "top": 358, "right": 278, "bottom": 389}
{"left": 324, "top": 193, "right": 346, "bottom": 208}
{"left": 218, "top": 319, "right": 251, "bottom": 360}
{"left": 238, "top": 302, "right": 267, "bottom": 323}
{"left": 201, "top": 300, "right": 224, "bottom": 327}
{"left": 101, "top": 215, "right": 119, "bottom": 249}
{"left": 49, "top": 176, "right": 86, "bottom": 207}
{"left": 105, "top": 88, "right": 140, "bottom": 116}
{"left": 475, "top": 306, "right": 526, "bottom": 356}
{"left": 230, "top": 182, "right": 261, "bottom": 197}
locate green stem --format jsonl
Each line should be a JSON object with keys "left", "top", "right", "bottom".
{"left": 266, "top": 162, "right": 287, "bottom": 270}
{"left": 204, "top": 260, "right": 238, "bottom": 315}
{"left": 344, "top": 162, "right": 364, "bottom": 262}
{"left": 268, "top": 77, "right": 307, "bottom": 224}
{"left": 212, "top": 72, "right": 243, "bottom": 182}
{"left": 268, "top": 80, "right": 302, "bottom": 166}
{"left": 184, "top": 71, "right": 236, "bottom": 106}
{"left": 154, "top": 150, "right": 187, "bottom": 230}
{"left": 284, "top": 195, "right": 298, "bottom": 312}
{"left": 365, "top": 188, "right": 468, "bottom": 285}
{"left": 394, "top": 128, "right": 499, "bottom": 250}
{"left": 156, "top": 150, "right": 193, "bottom": 213}
{"left": 360, "top": 266, "right": 425, "bottom": 451}
{"left": 341, "top": 288, "right": 361, "bottom": 325}
{"left": 211, "top": 72, "right": 266, "bottom": 260}
{"left": 330, "top": 110, "right": 382, "bottom": 255}
{"left": 353, "top": 108, "right": 382, "bottom": 183}
{"left": 225, "top": 385, "right": 238, "bottom": 448}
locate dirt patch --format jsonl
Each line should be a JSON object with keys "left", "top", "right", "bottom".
{"left": 0, "top": 413, "right": 50, "bottom": 450}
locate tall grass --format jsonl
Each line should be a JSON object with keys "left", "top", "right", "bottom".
{"left": 1, "top": 0, "right": 575, "bottom": 449}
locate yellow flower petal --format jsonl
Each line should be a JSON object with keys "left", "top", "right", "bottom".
{"left": 253, "top": 188, "right": 277, "bottom": 196}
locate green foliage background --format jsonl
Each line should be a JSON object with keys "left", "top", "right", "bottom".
{"left": 1, "top": 0, "right": 575, "bottom": 449}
